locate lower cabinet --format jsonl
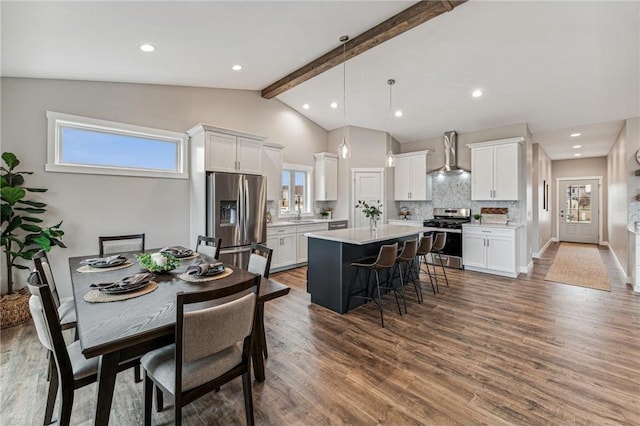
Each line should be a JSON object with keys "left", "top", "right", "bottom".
{"left": 266, "top": 222, "right": 329, "bottom": 272}
{"left": 462, "top": 225, "right": 518, "bottom": 277}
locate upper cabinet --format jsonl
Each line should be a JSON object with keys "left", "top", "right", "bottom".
{"left": 394, "top": 150, "right": 431, "bottom": 201}
{"left": 468, "top": 138, "right": 523, "bottom": 201}
{"left": 262, "top": 142, "right": 284, "bottom": 201}
{"left": 187, "top": 124, "right": 265, "bottom": 174}
{"left": 314, "top": 152, "right": 338, "bottom": 201}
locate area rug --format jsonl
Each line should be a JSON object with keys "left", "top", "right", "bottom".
{"left": 544, "top": 242, "right": 610, "bottom": 291}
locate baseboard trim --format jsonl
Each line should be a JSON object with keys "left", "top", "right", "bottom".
{"left": 533, "top": 239, "right": 553, "bottom": 258}
{"left": 606, "top": 244, "right": 632, "bottom": 287}
{"left": 518, "top": 261, "right": 533, "bottom": 274}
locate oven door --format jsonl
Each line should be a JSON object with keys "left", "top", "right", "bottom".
{"left": 424, "top": 230, "right": 463, "bottom": 269}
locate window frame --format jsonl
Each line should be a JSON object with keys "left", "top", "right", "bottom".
{"left": 280, "top": 163, "right": 313, "bottom": 217}
{"left": 46, "top": 111, "right": 188, "bottom": 179}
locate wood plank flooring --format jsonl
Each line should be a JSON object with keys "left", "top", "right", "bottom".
{"left": 2, "top": 242, "right": 639, "bottom": 425}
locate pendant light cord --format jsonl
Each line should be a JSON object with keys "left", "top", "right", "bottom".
{"left": 341, "top": 35, "right": 348, "bottom": 139}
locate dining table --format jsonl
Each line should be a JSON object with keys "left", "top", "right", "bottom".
{"left": 68, "top": 248, "right": 290, "bottom": 426}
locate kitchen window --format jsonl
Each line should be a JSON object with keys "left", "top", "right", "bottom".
{"left": 46, "top": 111, "right": 188, "bottom": 179}
{"left": 280, "top": 164, "right": 312, "bottom": 215}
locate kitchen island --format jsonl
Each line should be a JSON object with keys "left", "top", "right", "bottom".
{"left": 305, "top": 225, "right": 428, "bottom": 314}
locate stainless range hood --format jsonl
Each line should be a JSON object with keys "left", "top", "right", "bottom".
{"left": 428, "top": 131, "right": 470, "bottom": 174}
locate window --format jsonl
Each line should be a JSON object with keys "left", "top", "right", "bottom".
{"left": 46, "top": 111, "right": 188, "bottom": 179}
{"left": 566, "top": 184, "right": 592, "bottom": 223}
{"left": 280, "top": 164, "right": 312, "bottom": 215}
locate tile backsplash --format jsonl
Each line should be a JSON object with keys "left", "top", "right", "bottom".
{"left": 394, "top": 173, "right": 521, "bottom": 223}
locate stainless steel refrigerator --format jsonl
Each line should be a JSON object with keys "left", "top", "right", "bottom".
{"left": 206, "top": 172, "right": 267, "bottom": 269}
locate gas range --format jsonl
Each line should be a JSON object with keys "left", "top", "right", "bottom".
{"left": 422, "top": 208, "right": 470, "bottom": 269}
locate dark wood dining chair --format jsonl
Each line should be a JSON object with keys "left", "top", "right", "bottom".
{"left": 99, "top": 233, "right": 145, "bottom": 256}
{"left": 194, "top": 235, "right": 221, "bottom": 259}
{"left": 246, "top": 242, "right": 273, "bottom": 359}
{"left": 28, "top": 282, "right": 139, "bottom": 426}
{"left": 141, "top": 275, "right": 261, "bottom": 426}
{"left": 32, "top": 250, "right": 76, "bottom": 331}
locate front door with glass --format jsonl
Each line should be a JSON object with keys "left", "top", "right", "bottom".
{"left": 559, "top": 179, "right": 599, "bottom": 244}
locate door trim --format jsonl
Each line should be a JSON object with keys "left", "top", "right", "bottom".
{"left": 555, "top": 176, "right": 603, "bottom": 244}
{"left": 351, "top": 168, "right": 385, "bottom": 227}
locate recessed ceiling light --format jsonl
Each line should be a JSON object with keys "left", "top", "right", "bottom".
{"left": 330, "top": 102, "right": 338, "bottom": 109}
{"left": 570, "top": 132, "right": 581, "bottom": 137}
{"left": 394, "top": 110, "right": 403, "bottom": 117}
{"left": 302, "top": 104, "right": 310, "bottom": 110}
{"left": 573, "top": 144, "right": 582, "bottom": 149}
{"left": 139, "top": 44, "right": 155, "bottom": 53}
{"left": 574, "top": 153, "right": 582, "bottom": 157}
{"left": 471, "top": 89, "right": 483, "bottom": 98}
{"left": 231, "top": 64, "right": 242, "bottom": 71}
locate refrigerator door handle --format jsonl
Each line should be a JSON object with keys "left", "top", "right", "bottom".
{"left": 219, "top": 246, "right": 252, "bottom": 255}
{"left": 238, "top": 176, "right": 245, "bottom": 243}
{"left": 244, "top": 177, "right": 250, "bottom": 243}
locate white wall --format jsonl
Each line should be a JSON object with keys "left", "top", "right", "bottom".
{"left": 0, "top": 77, "right": 328, "bottom": 296}
{"left": 532, "top": 143, "right": 553, "bottom": 256}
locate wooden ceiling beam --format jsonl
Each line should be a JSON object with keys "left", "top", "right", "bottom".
{"left": 261, "top": 0, "right": 467, "bottom": 99}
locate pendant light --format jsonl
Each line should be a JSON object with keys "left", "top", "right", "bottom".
{"left": 385, "top": 79, "right": 396, "bottom": 167}
{"left": 337, "top": 35, "right": 351, "bottom": 160}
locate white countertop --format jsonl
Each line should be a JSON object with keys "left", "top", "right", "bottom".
{"left": 267, "top": 218, "right": 348, "bottom": 227}
{"left": 305, "top": 224, "right": 427, "bottom": 245}
{"left": 463, "top": 223, "right": 524, "bottom": 229}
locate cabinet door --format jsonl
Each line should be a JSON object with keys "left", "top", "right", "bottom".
{"left": 324, "top": 157, "right": 338, "bottom": 200}
{"left": 297, "top": 233, "right": 308, "bottom": 263}
{"left": 462, "top": 234, "right": 486, "bottom": 268}
{"left": 394, "top": 156, "right": 412, "bottom": 200}
{"left": 266, "top": 235, "right": 281, "bottom": 269}
{"left": 493, "top": 143, "right": 519, "bottom": 200}
{"left": 280, "top": 234, "right": 297, "bottom": 267}
{"left": 410, "top": 155, "right": 427, "bottom": 200}
{"left": 486, "top": 236, "right": 515, "bottom": 273}
{"left": 206, "top": 132, "right": 237, "bottom": 172}
{"left": 237, "top": 137, "right": 262, "bottom": 174}
{"left": 471, "top": 146, "right": 494, "bottom": 200}
{"left": 262, "top": 147, "right": 282, "bottom": 201}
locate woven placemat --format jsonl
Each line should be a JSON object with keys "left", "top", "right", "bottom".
{"left": 179, "top": 267, "right": 233, "bottom": 283}
{"left": 77, "top": 261, "right": 134, "bottom": 273}
{"left": 84, "top": 281, "right": 158, "bottom": 303}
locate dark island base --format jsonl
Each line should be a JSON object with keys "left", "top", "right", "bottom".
{"left": 307, "top": 235, "right": 418, "bottom": 314}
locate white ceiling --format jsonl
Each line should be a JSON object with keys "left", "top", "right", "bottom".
{"left": 2, "top": 1, "right": 638, "bottom": 160}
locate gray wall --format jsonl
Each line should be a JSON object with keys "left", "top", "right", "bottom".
{"left": 551, "top": 156, "right": 608, "bottom": 241}
{"left": 1, "top": 77, "right": 328, "bottom": 296}
{"left": 532, "top": 144, "right": 553, "bottom": 255}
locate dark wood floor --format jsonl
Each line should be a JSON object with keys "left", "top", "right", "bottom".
{"left": 2, "top": 242, "right": 639, "bottom": 425}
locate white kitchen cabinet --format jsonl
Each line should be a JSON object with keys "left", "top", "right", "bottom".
{"left": 394, "top": 150, "right": 431, "bottom": 201}
{"left": 296, "top": 222, "right": 329, "bottom": 263}
{"left": 267, "top": 226, "right": 297, "bottom": 271}
{"left": 262, "top": 142, "right": 284, "bottom": 201}
{"left": 462, "top": 225, "right": 518, "bottom": 277}
{"left": 187, "top": 124, "right": 265, "bottom": 174}
{"left": 314, "top": 153, "right": 338, "bottom": 201}
{"left": 468, "top": 138, "right": 523, "bottom": 201}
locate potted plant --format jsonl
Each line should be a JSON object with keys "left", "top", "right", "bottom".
{"left": 473, "top": 213, "right": 482, "bottom": 224}
{"left": 355, "top": 200, "right": 383, "bottom": 230}
{"left": 1, "top": 152, "right": 66, "bottom": 328}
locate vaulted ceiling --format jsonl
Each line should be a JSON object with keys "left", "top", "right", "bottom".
{"left": 2, "top": 1, "right": 638, "bottom": 160}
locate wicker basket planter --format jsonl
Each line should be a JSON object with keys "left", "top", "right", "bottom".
{"left": 0, "top": 289, "right": 31, "bottom": 329}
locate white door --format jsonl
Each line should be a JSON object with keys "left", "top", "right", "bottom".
{"left": 353, "top": 170, "right": 384, "bottom": 228}
{"left": 559, "top": 179, "right": 599, "bottom": 244}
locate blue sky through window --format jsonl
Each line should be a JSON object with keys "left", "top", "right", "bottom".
{"left": 61, "top": 127, "right": 177, "bottom": 171}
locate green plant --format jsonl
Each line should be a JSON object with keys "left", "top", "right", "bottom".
{"left": 320, "top": 211, "right": 330, "bottom": 217}
{"left": 355, "top": 200, "right": 383, "bottom": 218}
{"left": 135, "top": 252, "right": 180, "bottom": 273}
{"left": 1, "top": 152, "right": 65, "bottom": 295}
{"left": 473, "top": 214, "right": 482, "bottom": 220}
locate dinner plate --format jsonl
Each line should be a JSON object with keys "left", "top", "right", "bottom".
{"left": 99, "top": 280, "right": 150, "bottom": 294}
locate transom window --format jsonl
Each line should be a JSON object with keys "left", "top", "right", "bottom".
{"left": 46, "top": 111, "right": 188, "bottom": 179}
{"left": 280, "top": 164, "right": 312, "bottom": 215}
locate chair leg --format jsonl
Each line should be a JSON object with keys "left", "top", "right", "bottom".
{"left": 242, "top": 370, "right": 255, "bottom": 426}
{"left": 155, "top": 385, "right": 164, "bottom": 412}
{"left": 144, "top": 373, "right": 153, "bottom": 426}
{"left": 134, "top": 365, "right": 143, "bottom": 383}
{"left": 174, "top": 403, "right": 182, "bottom": 426}
{"left": 59, "top": 382, "right": 74, "bottom": 426}
{"left": 44, "top": 357, "right": 58, "bottom": 425}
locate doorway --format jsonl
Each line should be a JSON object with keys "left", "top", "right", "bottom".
{"left": 351, "top": 169, "right": 384, "bottom": 228}
{"left": 557, "top": 178, "right": 601, "bottom": 244}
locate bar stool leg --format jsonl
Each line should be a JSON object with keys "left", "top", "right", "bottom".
{"left": 373, "top": 270, "right": 385, "bottom": 328}
{"left": 420, "top": 255, "right": 437, "bottom": 294}
{"left": 436, "top": 252, "right": 449, "bottom": 287}
{"left": 396, "top": 264, "right": 408, "bottom": 315}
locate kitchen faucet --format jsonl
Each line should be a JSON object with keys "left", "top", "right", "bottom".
{"left": 296, "top": 195, "right": 302, "bottom": 220}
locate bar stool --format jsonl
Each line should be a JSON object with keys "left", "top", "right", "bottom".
{"left": 429, "top": 232, "right": 449, "bottom": 288}
{"left": 416, "top": 235, "right": 437, "bottom": 295}
{"left": 395, "top": 239, "right": 419, "bottom": 307}
{"left": 345, "top": 243, "right": 398, "bottom": 328}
